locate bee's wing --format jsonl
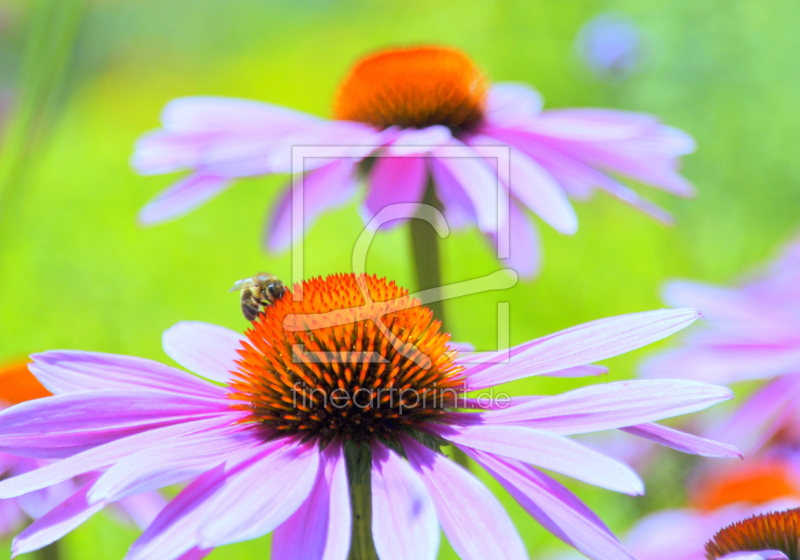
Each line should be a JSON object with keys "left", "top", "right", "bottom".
{"left": 228, "top": 278, "right": 254, "bottom": 292}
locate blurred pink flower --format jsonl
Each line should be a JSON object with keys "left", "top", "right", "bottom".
{"left": 0, "top": 362, "right": 167, "bottom": 548}
{"left": 133, "top": 45, "right": 694, "bottom": 277}
{"left": 641, "top": 237, "right": 800, "bottom": 455}
{"left": 0, "top": 274, "right": 734, "bottom": 560}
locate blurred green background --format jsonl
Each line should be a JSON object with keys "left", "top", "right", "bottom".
{"left": 1, "top": 0, "right": 799, "bottom": 558}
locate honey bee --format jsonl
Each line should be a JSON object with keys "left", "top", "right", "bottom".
{"left": 229, "top": 272, "right": 287, "bottom": 321}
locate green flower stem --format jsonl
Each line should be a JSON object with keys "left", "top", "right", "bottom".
{"left": 408, "top": 178, "right": 471, "bottom": 471}
{"left": 346, "top": 444, "right": 378, "bottom": 560}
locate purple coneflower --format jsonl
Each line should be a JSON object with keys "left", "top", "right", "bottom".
{"left": 133, "top": 45, "right": 694, "bottom": 278}
{"left": 705, "top": 508, "right": 800, "bottom": 560}
{"left": 0, "top": 274, "right": 736, "bottom": 559}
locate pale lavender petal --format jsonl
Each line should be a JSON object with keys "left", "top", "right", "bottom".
{"left": 525, "top": 109, "right": 658, "bottom": 141}
{"left": 480, "top": 379, "right": 732, "bottom": 434}
{"left": 159, "top": 97, "right": 321, "bottom": 133}
{"left": 162, "top": 321, "right": 246, "bottom": 384}
{"left": 12, "top": 480, "right": 103, "bottom": 556}
{"left": 620, "top": 423, "right": 741, "bottom": 457}
{"left": 465, "top": 308, "right": 700, "bottom": 390}
{"left": 434, "top": 424, "right": 643, "bottom": 494}
{"left": 429, "top": 157, "right": 478, "bottom": 230}
{"left": 545, "top": 365, "right": 609, "bottom": 378}
{"left": 432, "top": 140, "right": 508, "bottom": 233}
{"left": 17, "top": 479, "right": 76, "bottom": 520}
{"left": 138, "top": 175, "right": 232, "bottom": 225}
{"left": 371, "top": 443, "right": 438, "bottom": 560}
{"left": 132, "top": 130, "right": 209, "bottom": 175}
{"left": 402, "top": 436, "right": 528, "bottom": 560}
{"left": 197, "top": 443, "right": 320, "bottom": 547}
{"left": 484, "top": 83, "right": 544, "bottom": 127}
{"left": 114, "top": 491, "right": 168, "bottom": 529}
{"left": 271, "top": 442, "right": 351, "bottom": 560}
{"left": 468, "top": 449, "right": 635, "bottom": 560}
{"left": 384, "top": 126, "right": 451, "bottom": 156}
{"left": 266, "top": 158, "right": 358, "bottom": 252}
{"left": 177, "top": 548, "right": 214, "bottom": 560}
{"left": 0, "top": 416, "right": 234, "bottom": 498}
{"left": 0, "top": 390, "right": 227, "bottom": 458}
{"left": 471, "top": 134, "right": 577, "bottom": 234}
{"left": 29, "top": 350, "right": 222, "bottom": 398}
{"left": 362, "top": 155, "right": 427, "bottom": 228}
{"left": 88, "top": 423, "right": 262, "bottom": 503}
{"left": 0, "top": 498, "right": 25, "bottom": 537}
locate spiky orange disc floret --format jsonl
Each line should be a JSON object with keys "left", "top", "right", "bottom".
{"left": 333, "top": 45, "right": 488, "bottom": 133}
{"left": 228, "top": 274, "right": 465, "bottom": 444}
{"left": 705, "top": 508, "right": 800, "bottom": 560}
{"left": 0, "top": 362, "right": 51, "bottom": 405}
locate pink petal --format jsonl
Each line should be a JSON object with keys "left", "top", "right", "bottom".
{"left": 432, "top": 139, "right": 509, "bottom": 233}
{"left": 88, "top": 424, "right": 262, "bottom": 503}
{"left": 471, "top": 134, "right": 577, "bottom": 234}
{"left": 29, "top": 350, "right": 221, "bottom": 398}
{"left": 138, "top": 175, "right": 232, "bottom": 225}
{"left": 402, "top": 436, "right": 528, "bottom": 560}
{"left": 12, "top": 479, "right": 104, "bottom": 556}
{"left": 468, "top": 450, "right": 635, "bottom": 560}
{"left": 384, "top": 126, "right": 451, "bottom": 156}
{"left": 620, "top": 423, "right": 741, "bottom": 458}
{"left": 544, "top": 365, "right": 609, "bottom": 378}
{"left": 428, "top": 157, "right": 478, "bottom": 231}
{"left": 197, "top": 443, "right": 320, "bottom": 547}
{"left": 162, "top": 321, "right": 246, "bottom": 384}
{"left": 483, "top": 83, "right": 544, "bottom": 127}
{"left": 265, "top": 158, "right": 358, "bottom": 253}
{"left": 487, "top": 201, "right": 541, "bottom": 278}
{"left": 0, "top": 416, "right": 233, "bottom": 498}
{"left": 719, "top": 553, "right": 789, "bottom": 560}
{"left": 434, "top": 424, "right": 643, "bottom": 494}
{"left": 465, "top": 308, "right": 701, "bottom": 390}
{"left": 271, "top": 442, "right": 351, "bottom": 560}
{"left": 480, "top": 379, "right": 732, "bottom": 434}
{"left": 362, "top": 155, "right": 427, "bottom": 229}
{"left": 0, "top": 390, "right": 227, "bottom": 458}
{"left": 113, "top": 491, "right": 169, "bottom": 529}
{"left": 525, "top": 109, "right": 660, "bottom": 141}
{"left": 371, "top": 443, "right": 439, "bottom": 560}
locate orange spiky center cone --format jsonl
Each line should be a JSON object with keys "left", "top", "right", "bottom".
{"left": 228, "top": 274, "right": 465, "bottom": 444}
{"left": 0, "top": 361, "right": 51, "bottom": 406}
{"left": 706, "top": 508, "right": 800, "bottom": 560}
{"left": 693, "top": 461, "right": 800, "bottom": 511}
{"left": 333, "top": 45, "right": 488, "bottom": 134}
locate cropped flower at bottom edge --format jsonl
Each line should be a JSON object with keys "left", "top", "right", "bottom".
{"left": 706, "top": 508, "right": 800, "bottom": 560}
{"left": 0, "top": 274, "right": 738, "bottom": 560}
{"left": 133, "top": 45, "right": 694, "bottom": 278}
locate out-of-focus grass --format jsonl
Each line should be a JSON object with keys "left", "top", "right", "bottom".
{"left": 1, "top": 0, "right": 799, "bottom": 558}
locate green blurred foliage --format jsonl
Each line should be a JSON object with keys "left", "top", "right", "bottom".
{"left": 0, "top": 0, "right": 799, "bottom": 558}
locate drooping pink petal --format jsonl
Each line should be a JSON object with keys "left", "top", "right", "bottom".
{"left": 16, "top": 479, "right": 76, "bottom": 521}
{"left": 29, "top": 350, "right": 221, "bottom": 398}
{"left": 471, "top": 134, "right": 578, "bottom": 234}
{"left": 718, "top": 553, "right": 789, "bottom": 560}
{"left": 0, "top": 390, "right": 228, "bottom": 458}
{"left": 371, "top": 443, "right": 439, "bottom": 560}
{"left": 12, "top": 479, "right": 103, "bottom": 557}
{"left": 483, "top": 83, "right": 544, "bottom": 127}
{"left": 362, "top": 155, "right": 427, "bottom": 228}
{"left": 522, "top": 109, "right": 659, "bottom": 142}
{"left": 0, "top": 497, "right": 25, "bottom": 537}
{"left": 162, "top": 321, "right": 246, "bottom": 384}
{"left": 113, "top": 491, "right": 169, "bottom": 529}
{"left": 428, "top": 157, "right": 479, "bottom": 231}
{"left": 465, "top": 308, "right": 700, "bottom": 390}
{"left": 271, "top": 442, "right": 351, "bottom": 560}
{"left": 468, "top": 449, "right": 635, "bottom": 560}
{"left": 433, "top": 424, "right": 643, "bottom": 495}
{"left": 544, "top": 365, "right": 609, "bottom": 378}
{"left": 266, "top": 158, "right": 359, "bottom": 253}
{"left": 88, "top": 423, "right": 263, "bottom": 503}
{"left": 197, "top": 442, "right": 320, "bottom": 547}
{"left": 620, "top": 423, "right": 741, "bottom": 458}
{"left": 138, "top": 175, "right": 233, "bottom": 225}
{"left": 487, "top": 201, "right": 542, "bottom": 279}
{"left": 401, "top": 436, "right": 528, "bottom": 560}
{"left": 479, "top": 379, "right": 732, "bottom": 434}
{"left": 432, "top": 139, "right": 509, "bottom": 233}
{"left": 0, "top": 417, "right": 233, "bottom": 498}
{"left": 384, "top": 126, "right": 451, "bottom": 156}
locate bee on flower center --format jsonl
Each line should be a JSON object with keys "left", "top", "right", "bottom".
{"left": 229, "top": 272, "right": 287, "bottom": 321}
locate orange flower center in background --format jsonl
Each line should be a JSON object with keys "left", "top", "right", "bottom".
{"left": 705, "top": 508, "right": 800, "bottom": 559}
{"left": 693, "top": 461, "right": 800, "bottom": 511}
{"left": 0, "top": 361, "right": 51, "bottom": 406}
{"left": 228, "top": 273, "right": 465, "bottom": 444}
{"left": 334, "top": 45, "right": 488, "bottom": 133}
